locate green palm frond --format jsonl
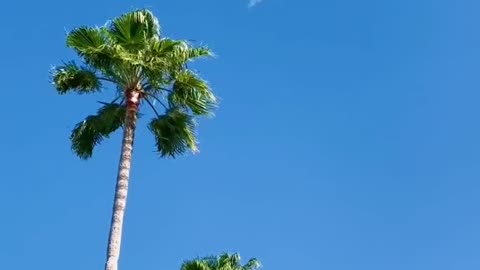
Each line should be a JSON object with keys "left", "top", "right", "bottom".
{"left": 219, "top": 253, "right": 240, "bottom": 268}
{"left": 67, "top": 27, "right": 106, "bottom": 53}
{"left": 150, "top": 38, "right": 180, "bottom": 56}
{"left": 158, "top": 42, "right": 213, "bottom": 75}
{"left": 140, "top": 39, "right": 213, "bottom": 89}
{"left": 144, "top": 38, "right": 180, "bottom": 69}
{"left": 71, "top": 103, "right": 125, "bottom": 159}
{"left": 181, "top": 254, "right": 260, "bottom": 270}
{"left": 169, "top": 70, "right": 217, "bottom": 115}
{"left": 170, "top": 41, "right": 213, "bottom": 65}
{"left": 108, "top": 9, "right": 160, "bottom": 50}
{"left": 66, "top": 27, "right": 130, "bottom": 79}
{"left": 66, "top": 26, "right": 142, "bottom": 87}
{"left": 52, "top": 62, "right": 101, "bottom": 94}
{"left": 148, "top": 108, "right": 198, "bottom": 157}
{"left": 66, "top": 27, "right": 113, "bottom": 67}
{"left": 137, "top": 38, "right": 185, "bottom": 91}
{"left": 243, "top": 259, "right": 261, "bottom": 270}
{"left": 136, "top": 39, "right": 174, "bottom": 90}
{"left": 181, "top": 260, "right": 213, "bottom": 270}
{"left": 184, "top": 45, "right": 213, "bottom": 61}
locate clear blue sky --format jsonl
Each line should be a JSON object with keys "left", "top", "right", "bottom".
{"left": 1, "top": 0, "right": 480, "bottom": 269}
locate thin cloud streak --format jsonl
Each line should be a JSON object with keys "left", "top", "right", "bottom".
{"left": 248, "top": 0, "right": 263, "bottom": 8}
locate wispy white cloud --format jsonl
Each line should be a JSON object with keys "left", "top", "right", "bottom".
{"left": 248, "top": 0, "right": 263, "bottom": 8}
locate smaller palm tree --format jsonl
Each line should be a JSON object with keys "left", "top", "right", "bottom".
{"left": 182, "top": 253, "right": 261, "bottom": 270}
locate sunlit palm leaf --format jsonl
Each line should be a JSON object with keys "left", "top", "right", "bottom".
{"left": 148, "top": 109, "right": 198, "bottom": 157}
{"left": 169, "top": 70, "right": 217, "bottom": 115}
{"left": 52, "top": 62, "right": 101, "bottom": 94}
{"left": 108, "top": 9, "right": 160, "bottom": 51}
{"left": 243, "top": 259, "right": 261, "bottom": 270}
{"left": 71, "top": 103, "right": 126, "bottom": 159}
{"left": 219, "top": 253, "right": 240, "bottom": 268}
{"left": 151, "top": 38, "right": 180, "bottom": 56}
{"left": 171, "top": 41, "right": 213, "bottom": 64}
{"left": 185, "top": 46, "right": 213, "bottom": 60}
{"left": 67, "top": 27, "right": 106, "bottom": 52}
{"left": 139, "top": 39, "right": 182, "bottom": 90}
{"left": 141, "top": 40, "right": 213, "bottom": 86}
{"left": 144, "top": 38, "right": 180, "bottom": 69}
{"left": 181, "top": 260, "right": 213, "bottom": 270}
{"left": 181, "top": 254, "right": 260, "bottom": 270}
{"left": 66, "top": 27, "right": 112, "bottom": 67}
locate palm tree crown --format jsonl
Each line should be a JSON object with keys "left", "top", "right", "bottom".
{"left": 181, "top": 253, "right": 261, "bottom": 270}
{"left": 52, "top": 9, "right": 217, "bottom": 158}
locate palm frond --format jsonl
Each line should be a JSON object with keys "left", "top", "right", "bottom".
{"left": 181, "top": 254, "right": 260, "bottom": 270}
{"left": 169, "top": 70, "right": 217, "bottom": 115}
{"left": 148, "top": 108, "right": 198, "bottom": 158}
{"left": 186, "top": 46, "right": 213, "bottom": 60}
{"left": 137, "top": 38, "right": 181, "bottom": 90}
{"left": 66, "top": 27, "right": 112, "bottom": 67}
{"left": 52, "top": 62, "right": 101, "bottom": 94}
{"left": 107, "top": 9, "right": 160, "bottom": 51}
{"left": 218, "top": 253, "right": 240, "bottom": 269}
{"left": 243, "top": 259, "right": 261, "bottom": 270}
{"left": 145, "top": 38, "right": 181, "bottom": 68}
{"left": 171, "top": 41, "right": 213, "bottom": 65}
{"left": 67, "top": 26, "right": 106, "bottom": 51}
{"left": 70, "top": 103, "right": 125, "bottom": 159}
{"left": 181, "top": 259, "right": 213, "bottom": 270}
{"left": 151, "top": 38, "right": 181, "bottom": 56}
{"left": 140, "top": 39, "right": 213, "bottom": 86}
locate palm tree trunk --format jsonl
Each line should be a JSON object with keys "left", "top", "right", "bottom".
{"left": 105, "top": 91, "right": 140, "bottom": 270}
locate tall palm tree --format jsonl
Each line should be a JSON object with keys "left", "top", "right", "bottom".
{"left": 182, "top": 253, "right": 261, "bottom": 270}
{"left": 51, "top": 9, "right": 217, "bottom": 270}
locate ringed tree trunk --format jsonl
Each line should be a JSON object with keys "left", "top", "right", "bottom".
{"left": 105, "top": 89, "right": 141, "bottom": 270}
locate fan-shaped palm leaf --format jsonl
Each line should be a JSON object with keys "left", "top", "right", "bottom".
{"left": 148, "top": 108, "right": 197, "bottom": 157}
{"left": 108, "top": 9, "right": 160, "bottom": 50}
{"left": 67, "top": 27, "right": 106, "bottom": 54}
{"left": 70, "top": 103, "right": 125, "bottom": 159}
{"left": 181, "top": 254, "right": 260, "bottom": 270}
{"left": 66, "top": 27, "right": 114, "bottom": 68}
{"left": 169, "top": 70, "right": 216, "bottom": 115}
{"left": 52, "top": 62, "right": 101, "bottom": 94}
{"left": 173, "top": 41, "right": 213, "bottom": 64}
{"left": 181, "top": 260, "right": 214, "bottom": 270}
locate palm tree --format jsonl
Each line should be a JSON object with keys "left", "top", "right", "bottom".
{"left": 51, "top": 9, "right": 217, "bottom": 270}
{"left": 182, "top": 253, "right": 261, "bottom": 270}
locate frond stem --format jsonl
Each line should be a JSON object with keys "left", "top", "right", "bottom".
{"left": 98, "top": 96, "right": 123, "bottom": 106}
{"left": 160, "top": 87, "right": 173, "bottom": 93}
{"left": 145, "top": 93, "right": 168, "bottom": 111}
{"left": 144, "top": 98, "right": 161, "bottom": 118}
{"left": 98, "top": 77, "right": 116, "bottom": 84}
{"left": 142, "top": 83, "right": 173, "bottom": 94}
